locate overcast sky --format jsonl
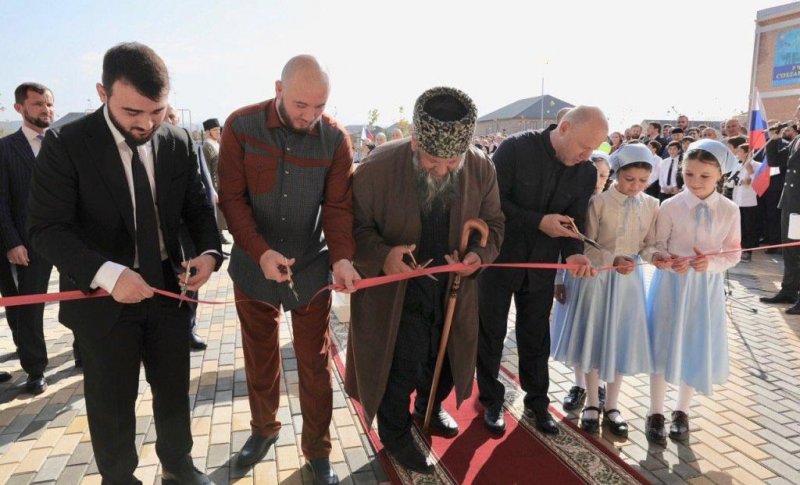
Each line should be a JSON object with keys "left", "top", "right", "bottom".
{"left": 0, "top": 0, "right": 788, "bottom": 131}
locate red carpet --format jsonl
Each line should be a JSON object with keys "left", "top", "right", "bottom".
{"left": 330, "top": 339, "right": 646, "bottom": 484}
{"left": 420, "top": 382, "right": 585, "bottom": 484}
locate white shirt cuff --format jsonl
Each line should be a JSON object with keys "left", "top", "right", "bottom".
{"left": 200, "top": 250, "right": 222, "bottom": 258}
{"left": 91, "top": 261, "right": 127, "bottom": 292}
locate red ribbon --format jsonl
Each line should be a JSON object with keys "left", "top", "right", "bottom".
{"left": 1, "top": 241, "right": 797, "bottom": 309}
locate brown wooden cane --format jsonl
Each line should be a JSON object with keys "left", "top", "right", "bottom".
{"left": 423, "top": 218, "right": 490, "bottom": 433}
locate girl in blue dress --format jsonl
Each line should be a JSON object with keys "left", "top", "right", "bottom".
{"left": 645, "top": 139, "right": 741, "bottom": 444}
{"left": 552, "top": 144, "right": 659, "bottom": 436}
{"left": 552, "top": 151, "right": 610, "bottom": 412}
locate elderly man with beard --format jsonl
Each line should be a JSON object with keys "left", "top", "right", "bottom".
{"left": 345, "top": 87, "right": 504, "bottom": 474}
{"left": 218, "top": 55, "right": 359, "bottom": 485}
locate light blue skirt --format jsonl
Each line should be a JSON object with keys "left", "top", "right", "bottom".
{"left": 551, "top": 262, "right": 653, "bottom": 382}
{"left": 647, "top": 269, "right": 729, "bottom": 395}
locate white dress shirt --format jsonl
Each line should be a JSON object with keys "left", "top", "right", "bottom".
{"left": 731, "top": 161, "right": 760, "bottom": 208}
{"left": 584, "top": 185, "right": 660, "bottom": 267}
{"left": 21, "top": 125, "right": 46, "bottom": 157}
{"left": 657, "top": 156, "right": 680, "bottom": 192}
{"left": 91, "top": 106, "right": 169, "bottom": 292}
{"left": 655, "top": 189, "right": 741, "bottom": 272}
{"left": 648, "top": 155, "right": 663, "bottom": 186}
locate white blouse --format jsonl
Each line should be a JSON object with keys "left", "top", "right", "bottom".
{"left": 584, "top": 184, "right": 660, "bottom": 267}
{"left": 655, "top": 189, "right": 741, "bottom": 273}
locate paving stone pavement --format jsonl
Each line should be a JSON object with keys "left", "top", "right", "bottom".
{"left": 0, "top": 246, "right": 798, "bottom": 484}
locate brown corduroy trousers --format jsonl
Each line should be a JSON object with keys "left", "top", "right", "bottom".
{"left": 234, "top": 285, "right": 333, "bottom": 459}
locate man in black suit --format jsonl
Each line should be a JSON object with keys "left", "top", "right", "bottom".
{"left": 28, "top": 43, "right": 221, "bottom": 485}
{"left": 761, "top": 103, "right": 800, "bottom": 313}
{"left": 476, "top": 106, "right": 605, "bottom": 435}
{"left": 163, "top": 105, "right": 210, "bottom": 351}
{"left": 0, "top": 82, "right": 58, "bottom": 393}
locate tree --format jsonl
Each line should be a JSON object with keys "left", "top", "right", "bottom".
{"left": 396, "top": 106, "right": 410, "bottom": 136}
{"left": 367, "top": 108, "right": 379, "bottom": 129}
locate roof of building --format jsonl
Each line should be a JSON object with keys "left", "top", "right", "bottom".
{"left": 51, "top": 112, "right": 88, "bottom": 129}
{"left": 640, "top": 119, "right": 727, "bottom": 130}
{"left": 478, "top": 95, "right": 574, "bottom": 122}
{"left": 757, "top": 1, "right": 800, "bottom": 22}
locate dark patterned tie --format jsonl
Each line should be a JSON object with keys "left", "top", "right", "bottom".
{"left": 667, "top": 158, "right": 675, "bottom": 186}
{"left": 128, "top": 143, "right": 164, "bottom": 289}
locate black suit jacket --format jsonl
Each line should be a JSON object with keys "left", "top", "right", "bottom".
{"left": 767, "top": 137, "right": 800, "bottom": 213}
{"left": 27, "top": 107, "right": 222, "bottom": 333}
{"left": 491, "top": 126, "right": 596, "bottom": 286}
{"left": 0, "top": 129, "right": 37, "bottom": 253}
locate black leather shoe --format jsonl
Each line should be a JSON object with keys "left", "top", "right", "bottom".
{"left": 760, "top": 291, "right": 797, "bottom": 304}
{"left": 483, "top": 406, "right": 506, "bottom": 434}
{"left": 307, "top": 458, "right": 339, "bottom": 485}
{"left": 562, "top": 386, "right": 586, "bottom": 411}
{"left": 786, "top": 303, "right": 800, "bottom": 315}
{"left": 645, "top": 413, "right": 667, "bottom": 445}
{"left": 603, "top": 408, "right": 629, "bottom": 438}
{"left": 0, "top": 371, "right": 11, "bottom": 383}
{"left": 24, "top": 376, "right": 46, "bottom": 395}
{"left": 669, "top": 411, "right": 690, "bottom": 441}
{"left": 161, "top": 466, "right": 213, "bottom": 485}
{"left": 190, "top": 332, "right": 208, "bottom": 350}
{"left": 387, "top": 441, "right": 434, "bottom": 474}
{"left": 524, "top": 407, "right": 559, "bottom": 435}
{"left": 236, "top": 433, "right": 278, "bottom": 467}
{"left": 579, "top": 406, "right": 600, "bottom": 433}
{"left": 415, "top": 407, "right": 458, "bottom": 438}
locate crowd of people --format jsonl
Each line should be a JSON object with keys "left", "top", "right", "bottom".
{"left": 1, "top": 42, "right": 799, "bottom": 485}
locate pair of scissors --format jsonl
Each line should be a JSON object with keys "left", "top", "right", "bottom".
{"left": 407, "top": 247, "right": 437, "bottom": 281}
{"left": 283, "top": 257, "right": 301, "bottom": 301}
{"left": 563, "top": 217, "right": 603, "bottom": 250}
{"left": 179, "top": 246, "right": 191, "bottom": 308}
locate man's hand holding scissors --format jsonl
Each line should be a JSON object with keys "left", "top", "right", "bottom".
{"left": 179, "top": 254, "right": 217, "bottom": 292}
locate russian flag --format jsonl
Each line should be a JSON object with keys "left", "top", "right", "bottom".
{"left": 749, "top": 90, "right": 768, "bottom": 151}
{"left": 749, "top": 90, "right": 771, "bottom": 197}
{"left": 752, "top": 157, "right": 770, "bottom": 197}
{"left": 360, "top": 125, "right": 373, "bottom": 141}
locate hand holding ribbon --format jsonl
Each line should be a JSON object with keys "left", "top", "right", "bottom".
{"left": 565, "top": 254, "right": 597, "bottom": 278}
{"left": 688, "top": 247, "right": 709, "bottom": 272}
{"left": 613, "top": 255, "right": 636, "bottom": 275}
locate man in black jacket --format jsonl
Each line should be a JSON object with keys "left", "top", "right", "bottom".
{"left": 0, "top": 82, "right": 57, "bottom": 392}
{"left": 760, "top": 104, "right": 800, "bottom": 313}
{"left": 476, "top": 106, "right": 607, "bottom": 435}
{"left": 28, "top": 43, "right": 221, "bottom": 485}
